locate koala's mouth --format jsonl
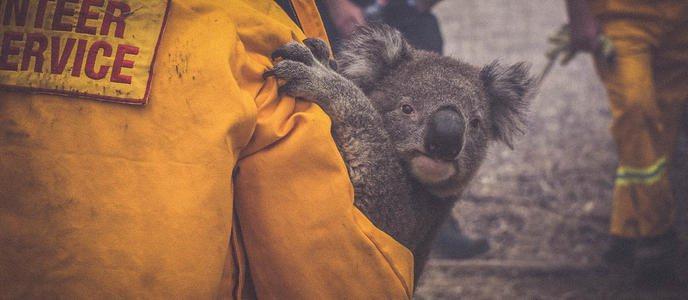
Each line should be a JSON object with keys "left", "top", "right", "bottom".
{"left": 409, "top": 152, "right": 457, "bottom": 185}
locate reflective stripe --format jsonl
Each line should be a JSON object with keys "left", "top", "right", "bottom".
{"left": 615, "top": 157, "right": 667, "bottom": 186}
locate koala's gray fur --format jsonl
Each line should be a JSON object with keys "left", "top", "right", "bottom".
{"left": 265, "top": 24, "right": 534, "bottom": 282}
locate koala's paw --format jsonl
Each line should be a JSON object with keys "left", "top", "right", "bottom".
{"left": 264, "top": 40, "right": 338, "bottom": 103}
{"left": 303, "top": 38, "right": 337, "bottom": 71}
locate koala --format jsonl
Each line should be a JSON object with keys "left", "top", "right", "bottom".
{"left": 264, "top": 24, "right": 534, "bottom": 281}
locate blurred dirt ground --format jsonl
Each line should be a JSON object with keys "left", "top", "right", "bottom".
{"left": 415, "top": 1, "right": 688, "bottom": 298}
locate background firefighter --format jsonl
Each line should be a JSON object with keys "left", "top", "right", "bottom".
{"left": 566, "top": 0, "right": 686, "bottom": 284}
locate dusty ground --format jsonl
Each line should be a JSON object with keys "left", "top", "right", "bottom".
{"left": 416, "top": 1, "right": 688, "bottom": 298}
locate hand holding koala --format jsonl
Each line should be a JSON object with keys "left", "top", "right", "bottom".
{"left": 265, "top": 24, "right": 534, "bottom": 281}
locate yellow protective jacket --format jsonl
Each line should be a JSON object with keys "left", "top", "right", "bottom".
{"left": 0, "top": 0, "right": 413, "bottom": 298}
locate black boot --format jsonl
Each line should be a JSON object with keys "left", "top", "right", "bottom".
{"left": 633, "top": 229, "right": 680, "bottom": 287}
{"left": 431, "top": 218, "right": 490, "bottom": 260}
{"left": 602, "top": 236, "right": 636, "bottom": 265}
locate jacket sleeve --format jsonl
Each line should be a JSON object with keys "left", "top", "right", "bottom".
{"left": 227, "top": 1, "right": 414, "bottom": 298}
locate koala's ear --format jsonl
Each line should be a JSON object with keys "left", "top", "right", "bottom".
{"left": 336, "top": 24, "right": 413, "bottom": 92}
{"left": 480, "top": 61, "right": 535, "bottom": 149}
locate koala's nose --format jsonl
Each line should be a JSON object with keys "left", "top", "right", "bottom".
{"left": 425, "top": 108, "right": 465, "bottom": 160}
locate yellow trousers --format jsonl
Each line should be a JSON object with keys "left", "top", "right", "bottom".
{"left": 0, "top": 0, "right": 412, "bottom": 298}
{"left": 591, "top": 0, "right": 688, "bottom": 238}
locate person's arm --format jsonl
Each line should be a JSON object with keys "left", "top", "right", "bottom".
{"left": 565, "top": 0, "right": 600, "bottom": 52}
{"left": 324, "top": 0, "right": 366, "bottom": 37}
{"left": 414, "top": 0, "right": 442, "bottom": 13}
{"left": 230, "top": 3, "right": 414, "bottom": 298}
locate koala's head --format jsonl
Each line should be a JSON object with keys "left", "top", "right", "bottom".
{"left": 337, "top": 24, "right": 534, "bottom": 198}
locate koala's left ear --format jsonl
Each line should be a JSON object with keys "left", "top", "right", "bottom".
{"left": 480, "top": 61, "right": 535, "bottom": 149}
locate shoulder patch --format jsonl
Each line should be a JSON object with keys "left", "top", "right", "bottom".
{"left": 0, "top": 0, "right": 170, "bottom": 105}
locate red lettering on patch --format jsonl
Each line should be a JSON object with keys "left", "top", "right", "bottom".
{"left": 101, "top": 1, "right": 130, "bottom": 38}
{"left": 70, "top": 39, "right": 87, "bottom": 77}
{"left": 3, "top": 0, "right": 30, "bottom": 26}
{"left": 21, "top": 33, "right": 47, "bottom": 72}
{"left": 76, "top": 0, "right": 104, "bottom": 35}
{"left": 0, "top": 31, "right": 22, "bottom": 71}
{"left": 85, "top": 40, "right": 112, "bottom": 79}
{"left": 111, "top": 44, "right": 138, "bottom": 84}
{"left": 1, "top": 0, "right": 170, "bottom": 105}
{"left": 52, "top": 0, "right": 79, "bottom": 32}
{"left": 34, "top": 0, "right": 49, "bottom": 28}
{"left": 50, "top": 37, "right": 75, "bottom": 74}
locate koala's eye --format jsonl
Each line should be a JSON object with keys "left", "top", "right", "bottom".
{"left": 401, "top": 104, "right": 414, "bottom": 114}
{"left": 469, "top": 118, "right": 481, "bottom": 129}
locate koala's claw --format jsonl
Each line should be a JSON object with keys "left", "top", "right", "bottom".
{"left": 262, "top": 68, "right": 275, "bottom": 79}
{"left": 265, "top": 40, "right": 344, "bottom": 106}
{"left": 270, "top": 39, "right": 337, "bottom": 71}
{"left": 302, "top": 38, "right": 329, "bottom": 63}
{"left": 303, "top": 38, "right": 338, "bottom": 71}
{"left": 303, "top": 39, "right": 329, "bottom": 59}
{"left": 271, "top": 42, "right": 316, "bottom": 66}
{"left": 264, "top": 59, "right": 329, "bottom": 103}
{"left": 266, "top": 60, "right": 309, "bottom": 80}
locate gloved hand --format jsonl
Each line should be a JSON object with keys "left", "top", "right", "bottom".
{"left": 562, "top": 0, "right": 615, "bottom": 65}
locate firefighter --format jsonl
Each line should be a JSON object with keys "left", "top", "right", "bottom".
{"left": 566, "top": 0, "right": 686, "bottom": 283}
{"left": 0, "top": 0, "right": 412, "bottom": 298}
